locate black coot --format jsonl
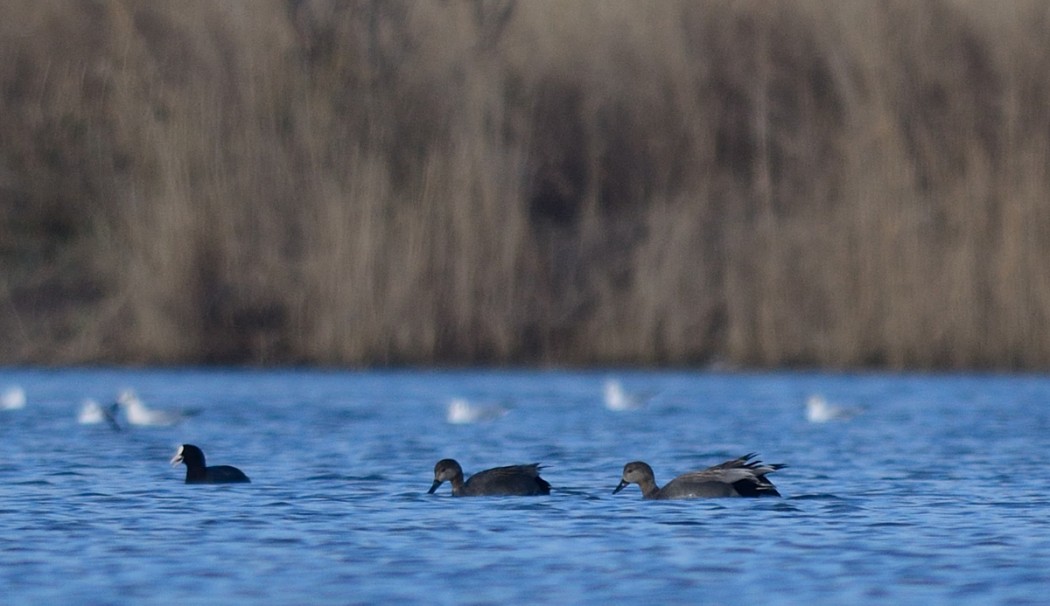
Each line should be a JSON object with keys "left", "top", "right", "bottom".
{"left": 170, "top": 444, "right": 250, "bottom": 484}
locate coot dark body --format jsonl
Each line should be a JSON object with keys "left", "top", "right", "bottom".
{"left": 170, "top": 444, "right": 250, "bottom": 484}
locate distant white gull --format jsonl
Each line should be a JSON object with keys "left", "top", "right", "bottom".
{"left": 445, "top": 398, "right": 509, "bottom": 424}
{"left": 603, "top": 379, "right": 650, "bottom": 411}
{"left": 805, "top": 394, "right": 861, "bottom": 423}
{"left": 116, "top": 389, "right": 196, "bottom": 427}
{"left": 78, "top": 399, "right": 106, "bottom": 424}
{"left": 78, "top": 399, "right": 123, "bottom": 431}
{"left": 1, "top": 386, "right": 26, "bottom": 410}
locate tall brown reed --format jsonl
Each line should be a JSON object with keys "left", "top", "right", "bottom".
{"left": 2, "top": 0, "right": 1050, "bottom": 369}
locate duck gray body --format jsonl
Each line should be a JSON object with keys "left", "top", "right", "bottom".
{"left": 613, "top": 453, "right": 784, "bottom": 499}
{"left": 428, "top": 459, "right": 551, "bottom": 496}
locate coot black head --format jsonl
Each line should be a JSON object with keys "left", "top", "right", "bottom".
{"left": 170, "top": 443, "right": 250, "bottom": 484}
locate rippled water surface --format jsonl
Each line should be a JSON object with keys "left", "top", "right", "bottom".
{"left": 2, "top": 368, "right": 1049, "bottom": 604}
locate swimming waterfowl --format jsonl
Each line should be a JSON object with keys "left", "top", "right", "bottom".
{"left": 603, "top": 379, "right": 650, "bottom": 411}
{"left": 1, "top": 385, "right": 26, "bottom": 410}
{"left": 117, "top": 389, "right": 198, "bottom": 427}
{"left": 428, "top": 458, "right": 551, "bottom": 496}
{"left": 170, "top": 444, "right": 250, "bottom": 484}
{"left": 445, "top": 398, "right": 510, "bottom": 424}
{"left": 805, "top": 394, "right": 862, "bottom": 423}
{"left": 613, "top": 453, "right": 784, "bottom": 499}
{"left": 77, "top": 399, "right": 122, "bottom": 431}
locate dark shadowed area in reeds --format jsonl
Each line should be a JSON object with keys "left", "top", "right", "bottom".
{"left": 2, "top": 0, "right": 1050, "bottom": 369}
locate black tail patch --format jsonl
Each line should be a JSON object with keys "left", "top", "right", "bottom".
{"left": 733, "top": 478, "right": 781, "bottom": 498}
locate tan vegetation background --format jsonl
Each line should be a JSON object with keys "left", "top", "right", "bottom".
{"left": 2, "top": 0, "right": 1049, "bottom": 368}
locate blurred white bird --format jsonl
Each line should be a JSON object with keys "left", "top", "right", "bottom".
{"left": 445, "top": 397, "right": 509, "bottom": 424}
{"left": 1, "top": 386, "right": 26, "bottom": 410}
{"left": 805, "top": 394, "right": 861, "bottom": 423}
{"left": 116, "top": 389, "right": 195, "bottom": 427}
{"left": 603, "top": 379, "right": 649, "bottom": 411}
{"left": 78, "top": 399, "right": 122, "bottom": 431}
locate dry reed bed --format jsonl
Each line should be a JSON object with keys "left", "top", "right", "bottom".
{"left": 1, "top": 0, "right": 1049, "bottom": 368}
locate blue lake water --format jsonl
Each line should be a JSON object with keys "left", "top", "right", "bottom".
{"left": 1, "top": 368, "right": 1049, "bottom": 604}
